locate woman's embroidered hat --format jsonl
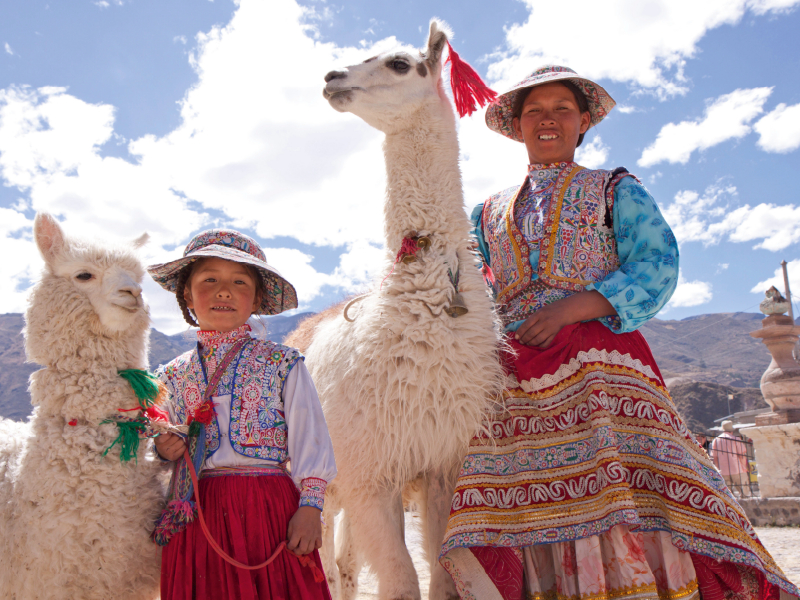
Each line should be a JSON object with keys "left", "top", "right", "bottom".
{"left": 485, "top": 65, "right": 616, "bottom": 142}
{"left": 147, "top": 230, "right": 298, "bottom": 315}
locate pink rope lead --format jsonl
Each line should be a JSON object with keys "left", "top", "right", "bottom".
{"left": 183, "top": 448, "right": 325, "bottom": 583}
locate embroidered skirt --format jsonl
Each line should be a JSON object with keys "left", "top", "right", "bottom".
{"left": 439, "top": 321, "right": 799, "bottom": 600}
{"left": 161, "top": 467, "right": 332, "bottom": 600}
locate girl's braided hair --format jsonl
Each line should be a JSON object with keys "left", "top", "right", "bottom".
{"left": 175, "top": 259, "right": 268, "bottom": 327}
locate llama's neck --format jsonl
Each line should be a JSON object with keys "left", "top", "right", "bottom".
{"left": 382, "top": 102, "right": 467, "bottom": 250}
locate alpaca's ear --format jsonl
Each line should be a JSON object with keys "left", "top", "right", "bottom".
{"left": 424, "top": 18, "right": 451, "bottom": 66}
{"left": 131, "top": 233, "right": 150, "bottom": 249}
{"left": 34, "top": 213, "right": 66, "bottom": 264}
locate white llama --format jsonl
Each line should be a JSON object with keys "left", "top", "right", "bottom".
{"left": 0, "top": 213, "right": 163, "bottom": 600}
{"left": 287, "top": 20, "right": 504, "bottom": 600}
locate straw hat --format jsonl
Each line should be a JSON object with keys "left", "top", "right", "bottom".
{"left": 147, "top": 230, "right": 298, "bottom": 316}
{"left": 485, "top": 65, "right": 616, "bottom": 143}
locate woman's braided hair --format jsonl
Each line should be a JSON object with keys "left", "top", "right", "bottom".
{"left": 175, "top": 259, "right": 268, "bottom": 327}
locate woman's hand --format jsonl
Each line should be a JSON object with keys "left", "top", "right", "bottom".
{"left": 514, "top": 301, "right": 569, "bottom": 348}
{"left": 287, "top": 506, "right": 323, "bottom": 556}
{"left": 515, "top": 290, "right": 617, "bottom": 348}
{"left": 154, "top": 432, "right": 187, "bottom": 461}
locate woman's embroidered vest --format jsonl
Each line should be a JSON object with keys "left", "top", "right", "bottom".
{"left": 160, "top": 339, "right": 300, "bottom": 461}
{"left": 482, "top": 164, "right": 630, "bottom": 311}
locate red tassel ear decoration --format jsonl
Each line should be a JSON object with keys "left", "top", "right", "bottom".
{"left": 445, "top": 40, "right": 498, "bottom": 118}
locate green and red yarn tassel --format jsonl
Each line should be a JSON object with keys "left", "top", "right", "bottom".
{"left": 118, "top": 369, "right": 162, "bottom": 409}
{"left": 101, "top": 416, "right": 147, "bottom": 463}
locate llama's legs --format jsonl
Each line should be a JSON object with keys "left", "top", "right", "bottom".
{"left": 321, "top": 503, "right": 341, "bottom": 600}
{"left": 336, "top": 510, "right": 363, "bottom": 600}
{"left": 349, "top": 491, "right": 420, "bottom": 600}
{"left": 422, "top": 470, "right": 459, "bottom": 600}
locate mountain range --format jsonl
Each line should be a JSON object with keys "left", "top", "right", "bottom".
{"left": 0, "top": 311, "right": 776, "bottom": 429}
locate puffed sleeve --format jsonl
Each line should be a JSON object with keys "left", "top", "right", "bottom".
{"left": 586, "top": 177, "right": 679, "bottom": 333}
{"left": 282, "top": 359, "right": 337, "bottom": 510}
{"left": 470, "top": 203, "right": 491, "bottom": 267}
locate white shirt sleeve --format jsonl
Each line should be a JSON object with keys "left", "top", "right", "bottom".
{"left": 283, "top": 359, "right": 337, "bottom": 506}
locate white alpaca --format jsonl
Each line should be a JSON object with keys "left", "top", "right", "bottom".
{"left": 0, "top": 214, "right": 163, "bottom": 600}
{"left": 288, "top": 21, "right": 504, "bottom": 600}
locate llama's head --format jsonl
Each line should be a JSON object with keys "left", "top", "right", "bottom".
{"left": 323, "top": 19, "right": 452, "bottom": 132}
{"left": 25, "top": 213, "right": 151, "bottom": 368}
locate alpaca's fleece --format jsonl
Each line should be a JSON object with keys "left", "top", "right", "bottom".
{"left": 301, "top": 20, "right": 505, "bottom": 600}
{"left": 0, "top": 214, "right": 163, "bottom": 600}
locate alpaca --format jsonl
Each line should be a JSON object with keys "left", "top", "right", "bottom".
{"left": 286, "top": 20, "right": 504, "bottom": 600}
{"left": 0, "top": 213, "right": 163, "bottom": 600}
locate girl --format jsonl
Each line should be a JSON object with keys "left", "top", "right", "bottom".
{"left": 147, "top": 230, "right": 336, "bottom": 600}
{"left": 439, "top": 66, "right": 799, "bottom": 600}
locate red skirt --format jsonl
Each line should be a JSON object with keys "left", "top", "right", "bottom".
{"left": 161, "top": 469, "right": 332, "bottom": 600}
{"left": 440, "top": 321, "right": 799, "bottom": 600}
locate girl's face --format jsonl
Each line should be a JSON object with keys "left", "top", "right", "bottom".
{"left": 512, "top": 82, "right": 591, "bottom": 165}
{"left": 184, "top": 257, "right": 260, "bottom": 332}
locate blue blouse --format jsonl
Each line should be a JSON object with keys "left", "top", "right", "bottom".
{"left": 472, "top": 175, "right": 679, "bottom": 333}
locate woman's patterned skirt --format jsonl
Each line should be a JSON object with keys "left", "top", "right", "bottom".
{"left": 439, "top": 321, "right": 799, "bottom": 600}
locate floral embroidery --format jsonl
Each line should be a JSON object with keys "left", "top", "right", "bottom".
{"left": 299, "top": 477, "right": 327, "bottom": 511}
{"left": 157, "top": 324, "right": 300, "bottom": 462}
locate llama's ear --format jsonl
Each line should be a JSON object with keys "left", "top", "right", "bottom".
{"left": 424, "top": 18, "right": 451, "bottom": 66}
{"left": 132, "top": 233, "right": 150, "bottom": 249}
{"left": 33, "top": 212, "right": 66, "bottom": 264}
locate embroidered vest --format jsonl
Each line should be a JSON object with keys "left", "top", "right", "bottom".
{"left": 482, "top": 164, "right": 632, "bottom": 312}
{"left": 160, "top": 339, "right": 301, "bottom": 461}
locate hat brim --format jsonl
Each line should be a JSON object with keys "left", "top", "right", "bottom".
{"left": 485, "top": 71, "right": 616, "bottom": 142}
{"left": 147, "top": 244, "right": 298, "bottom": 316}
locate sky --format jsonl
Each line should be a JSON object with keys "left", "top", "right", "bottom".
{"left": 1, "top": 0, "right": 800, "bottom": 334}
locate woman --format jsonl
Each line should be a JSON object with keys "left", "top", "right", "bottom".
{"left": 439, "top": 66, "right": 798, "bottom": 600}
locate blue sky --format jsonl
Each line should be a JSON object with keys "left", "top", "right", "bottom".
{"left": 1, "top": 0, "right": 800, "bottom": 333}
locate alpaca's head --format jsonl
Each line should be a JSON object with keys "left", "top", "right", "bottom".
{"left": 25, "top": 213, "right": 151, "bottom": 367}
{"left": 323, "top": 19, "right": 452, "bottom": 133}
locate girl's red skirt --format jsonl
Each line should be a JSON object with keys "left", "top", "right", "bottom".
{"left": 161, "top": 469, "right": 332, "bottom": 600}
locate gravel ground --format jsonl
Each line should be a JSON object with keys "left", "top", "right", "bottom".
{"left": 755, "top": 526, "right": 800, "bottom": 588}
{"left": 353, "top": 519, "right": 800, "bottom": 599}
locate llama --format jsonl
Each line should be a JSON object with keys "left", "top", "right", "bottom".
{"left": 0, "top": 213, "right": 163, "bottom": 600}
{"left": 286, "top": 20, "right": 504, "bottom": 600}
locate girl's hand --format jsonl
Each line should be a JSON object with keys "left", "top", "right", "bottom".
{"left": 287, "top": 506, "right": 322, "bottom": 556}
{"left": 154, "top": 432, "right": 187, "bottom": 461}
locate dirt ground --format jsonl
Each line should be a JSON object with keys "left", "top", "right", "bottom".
{"left": 353, "top": 517, "right": 800, "bottom": 599}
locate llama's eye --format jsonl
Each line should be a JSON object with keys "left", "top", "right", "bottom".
{"left": 389, "top": 60, "right": 410, "bottom": 73}
{"left": 75, "top": 272, "right": 93, "bottom": 281}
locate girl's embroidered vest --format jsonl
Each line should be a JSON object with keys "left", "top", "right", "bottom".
{"left": 160, "top": 339, "right": 300, "bottom": 461}
{"left": 482, "top": 164, "right": 631, "bottom": 317}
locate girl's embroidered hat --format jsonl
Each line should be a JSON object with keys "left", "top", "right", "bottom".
{"left": 485, "top": 65, "right": 616, "bottom": 142}
{"left": 147, "top": 229, "right": 298, "bottom": 315}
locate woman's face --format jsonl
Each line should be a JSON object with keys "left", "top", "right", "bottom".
{"left": 512, "top": 82, "right": 591, "bottom": 165}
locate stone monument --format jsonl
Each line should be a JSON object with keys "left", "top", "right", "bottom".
{"left": 745, "top": 284, "right": 800, "bottom": 501}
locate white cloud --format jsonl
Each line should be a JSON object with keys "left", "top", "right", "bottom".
{"left": 0, "top": 0, "right": 396, "bottom": 332}
{"left": 4, "top": 43, "right": 14, "bottom": 56}
{"left": 485, "top": 0, "right": 800, "bottom": 97}
{"left": 638, "top": 87, "right": 772, "bottom": 167}
{"left": 574, "top": 135, "right": 609, "bottom": 169}
{"left": 754, "top": 102, "right": 800, "bottom": 153}
{"left": 662, "top": 183, "right": 800, "bottom": 251}
{"left": 667, "top": 272, "right": 713, "bottom": 308}
{"left": 751, "top": 261, "right": 800, "bottom": 301}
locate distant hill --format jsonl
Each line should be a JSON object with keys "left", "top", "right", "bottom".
{"left": 639, "top": 312, "right": 771, "bottom": 388}
{"left": 0, "top": 311, "right": 776, "bottom": 426}
{"left": 0, "top": 311, "right": 314, "bottom": 421}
